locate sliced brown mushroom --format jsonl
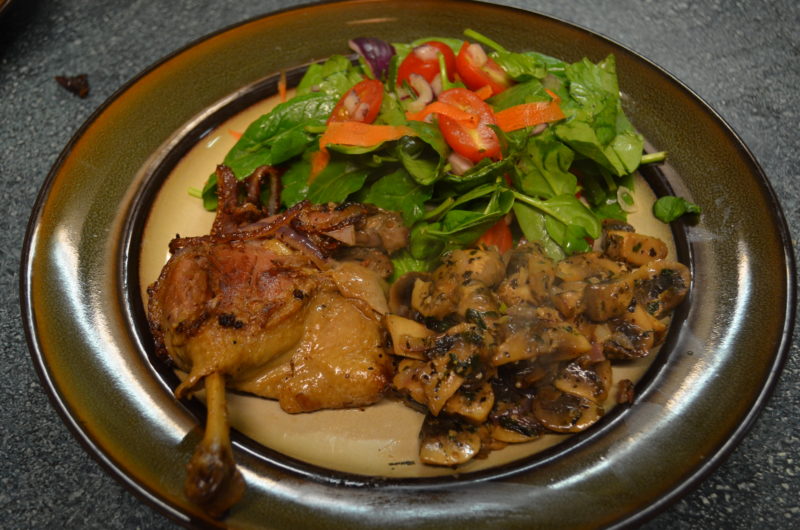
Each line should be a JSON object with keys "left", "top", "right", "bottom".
{"left": 499, "top": 243, "right": 555, "bottom": 305}
{"left": 604, "top": 229, "right": 668, "bottom": 267}
{"left": 392, "top": 358, "right": 428, "bottom": 406}
{"left": 384, "top": 314, "right": 435, "bottom": 360}
{"left": 493, "top": 309, "right": 591, "bottom": 366}
{"left": 456, "top": 280, "right": 501, "bottom": 317}
{"left": 410, "top": 277, "right": 457, "bottom": 319}
{"left": 550, "top": 280, "right": 586, "bottom": 320}
{"left": 488, "top": 380, "right": 544, "bottom": 443}
{"left": 554, "top": 359, "right": 612, "bottom": 404}
{"left": 555, "top": 251, "right": 625, "bottom": 283}
{"left": 631, "top": 260, "right": 691, "bottom": 318}
{"left": 443, "top": 383, "right": 495, "bottom": 424}
{"left": 582, "top": 276, "right": 634, "bottom": 321}
{"left": 436, "top": 247, "right": 505, "bottom": 287}
{"left": 418, "top": 414, "right": 483, "bottom": 466}
{"left": 532, "top": 385, "right": 604, "bottom": 433}
{"left": 388, "top": 271, "right": 431, "bottom": 316}
{"left": 603, "top": 303, "right": 667, "bottom": 360}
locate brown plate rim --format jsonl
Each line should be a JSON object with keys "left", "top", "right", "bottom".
{"left": 20, "top": 1, "right": 796, "bottom": 528}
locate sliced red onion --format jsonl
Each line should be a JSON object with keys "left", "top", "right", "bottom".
{"left": 413, "top": 44, "right": 440, "bottom": 61}
{"left": 530, "top": 123, "right": 547, "bottom": 136}
{"left": 342, "top": 90, "right": 359, "bottom": 115}
{"left": 430, "top": 73, "right": 443, "bottom": 97}
{"left": 406, "top": 73, "right": 433, "bottom": 113}
{"left": 448, "top": 151, "right": 474, "bottom": 175}
{"left": 466, "top": 43, "right": 488, "bottom": 67}
{"left": 352, "top": 102, "right": 370, "bottom": 121}
{"left": 348, "top": 37, "right": 396, "bottom": 80}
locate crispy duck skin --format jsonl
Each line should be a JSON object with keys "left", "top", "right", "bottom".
{"left": 146, "top": 164, "right": 406, "bottom": 515}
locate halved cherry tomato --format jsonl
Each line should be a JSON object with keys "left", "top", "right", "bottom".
{"left": 327, "top": 79, "right": 384, "bottom": 124}
{"left": 436, "top": 87, "right": 500, "bottom": 163}
{"left": 397, "top": 41, "right": 457, "bottom": 86}
{"left": 478, "top": 217, "right": 513, "bottom": 253}
{"left": 456, "top": 42, "right": 512, "bottom": 96}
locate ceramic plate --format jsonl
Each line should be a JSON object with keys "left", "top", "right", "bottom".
{"left": 21, "top": 1, "right": 795, "bottom": 528}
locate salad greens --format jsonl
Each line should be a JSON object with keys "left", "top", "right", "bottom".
{"left": 653, "top": 195, "right": 701, "bottom": 222}
{"left": 199, "top": 29, "right": 686, "bottom": 274}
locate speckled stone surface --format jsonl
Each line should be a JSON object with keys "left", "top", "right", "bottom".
{"left": 1, "top": 0, "right": 797, "bottom": 527}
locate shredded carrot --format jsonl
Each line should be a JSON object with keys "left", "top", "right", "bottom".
{"left": 228, "top": 129, "right": 243, "bottom": 140}
{"left": 278, "top": 70, "right": 287, "bottom": 102}
{"left": 406, "top": 101, "right": 478, "bottom": 125}
{"left": 319, "top": 121, "right": 417, "bottom": 151}
{"left": 495, "top": 100, "right": 565, "bottom": 132}
{"left": 309, "top": 149, "right": 330, "bottom": 182}
{"left": 308, "top": 122, "right": 417, "bottom": 183}
{"left": 474, "top": 85, "right": 493, "bottom": 100}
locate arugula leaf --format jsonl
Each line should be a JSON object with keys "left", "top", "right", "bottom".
{"left": 296, "top": 55, "right": 364, "bottom": 97}
{"left": 361, "top": 168, "right": 433, "bottom": 225}
{"left": 653, "top": 196, "right": 701, "bottom": 222}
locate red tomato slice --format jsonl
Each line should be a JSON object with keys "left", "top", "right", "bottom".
{"left": 397, "top": 41, "right": 457, "bottom": 86}
{"left": 437, "top": 88, "right": 500, "bottom": 162}
{"left": 328, "top": 79, "right": 384, "bottom": 124}
{"left": 456, "top": 42, "right": 511, "bottom": 96}
{"left": 478, "top": 217, "right": 513, "bottom": 253}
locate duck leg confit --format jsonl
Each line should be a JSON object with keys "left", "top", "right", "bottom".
{"left": 146, "top": 165, "right": 407, "bottom": 515}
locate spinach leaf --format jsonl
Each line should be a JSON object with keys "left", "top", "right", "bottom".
{"left": 490, "top": 51, "right": 547, "bottom": 82}
{"left": 487, "top": 79, "right": 550, "bottom": 110}
{"left": 201, "top": 174, "right": 220, "bottom": 211}
{"left": 462, "top": 29, "right": 546, "bottom": 81}
{"left": 442, "top": 158, "right": 509, "bottom": 194}
{"left": 306, "top": 158, "right": 370, "bottom": 203}
{"left": 545, "top": 216, "right": 593, "bottom": 254}
{"left": 554, "top": 55, "right": 643, "bottom": 177}
{"left": 512, "top": 128, "right": 576, "bottom": 198}
{"left": 653, "top": 196, "right": 701, "bottom": 222}
{"left": 361, "top": 168, "right": 433, "bottom": 225}
{"left": 223, "top": 92, "right": 338, "bottom": 179}
{"left": 409, "top": 187, "right": 514, "bottom": 259}
{"left": 376, "top": 92, "right": 407, "bottom": 126}
{"left": 513, "top": 190, "right": 601, "bottom": 240}
{"left": 280, "top": 157, "right": 311, "bottom": 207}
{"left": 512, "top": 202, "right": 565, "bottom": 260}
{"left": 296, "top": 55, "right": 364, "bottom": 97}
{"left": 395, "top": 135, "right": 445, "bottom": 186}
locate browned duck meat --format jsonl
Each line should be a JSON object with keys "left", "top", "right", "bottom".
{"left": 147, "top": 165, "right": 407, "bottom": 515}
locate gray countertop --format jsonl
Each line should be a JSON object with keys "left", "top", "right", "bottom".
{"left": 1, "top": 0, "right": 798, "bottom": 527}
